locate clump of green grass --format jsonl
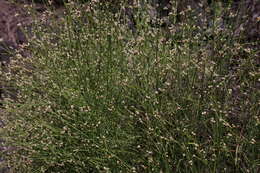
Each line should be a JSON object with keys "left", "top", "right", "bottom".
{"left": 2, "top": 1, "right": 259, "bottom": 172}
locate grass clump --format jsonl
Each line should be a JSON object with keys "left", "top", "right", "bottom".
{"left": 1, "top": 1, "right": 259, "bottom": 172}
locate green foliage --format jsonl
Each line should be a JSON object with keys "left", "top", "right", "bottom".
{"left": 1, "top": 1, "right": 259, "bottom": 172}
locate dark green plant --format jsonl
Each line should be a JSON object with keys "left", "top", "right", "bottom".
{"left": 2, "top": 1, "right": 259, "bottom": 172}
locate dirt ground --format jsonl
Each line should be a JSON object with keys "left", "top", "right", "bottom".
{"left": 0, "top": 0, "right": 30, "bottom": 47}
